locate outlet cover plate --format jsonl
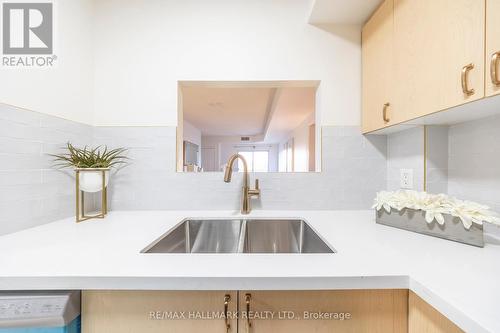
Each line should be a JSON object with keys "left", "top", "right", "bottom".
{"left": 400, "top": 169, "right": 414, "bottom": 189}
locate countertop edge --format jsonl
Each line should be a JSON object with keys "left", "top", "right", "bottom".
{"left": 0, "top": 275, "right": 487, "bottom": 332}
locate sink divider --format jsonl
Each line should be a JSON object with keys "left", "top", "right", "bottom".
{"left": 299, "top": 220, "right": 304, "bottom": 253}
{"left": 185, "top": 221, "right": 191, "bottom": 253}
{"left": 237, "top": 220, "right": 247, "bottom": 253}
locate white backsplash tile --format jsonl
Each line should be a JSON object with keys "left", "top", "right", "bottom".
{"left": 424, "top": 116, "right": 500, "bottom": 213}
{"left": 4, "top": 102, "right": 500, "bottom": 238}
{"left": 92, "top": 125, "right": 387, "bottom": 212}
{"left": 426, "top": 126, "right": 449, "bottom": 194}
{"left": 0, "top": 104, "right": 94, "bottom": 235}
{"left": 386, "top": 127, "right": 425, "bottom": 192}
{"left": 0, "top": 104, "right": 389, "bottom": 235}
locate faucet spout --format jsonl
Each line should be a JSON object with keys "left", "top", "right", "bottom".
{"left": 223, "top": 154, "right": 259, "bottom": 214}
{"left": 224, "top": 154, "right": 248, "bottom": 187}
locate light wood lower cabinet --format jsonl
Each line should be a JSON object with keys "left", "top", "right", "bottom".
{"left": 82, "top": 289, "right": 409, "bottom": 333}
{"left": 240, "top": 290, "right": 408, "bottom": 333}
{"left": 408, "top": 291, "right": 463, "bottom": 333}
{"left": 82, "top": 290, "right": 238, "bottom": 333}
{"left": 82, "top": 290, "right": 465, "bottom": 333}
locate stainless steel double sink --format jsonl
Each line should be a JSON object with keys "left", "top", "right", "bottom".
{"left": 142, "top": 219, "right": 335, "bottom": 254}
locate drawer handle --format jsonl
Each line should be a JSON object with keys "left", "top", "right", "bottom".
{"left": 245, "top": 293, "right": 252, "bottom": 332}
{"left": 461, "top": 63, "right": 475, "bottom": 95}
{"left": 383, "top": 103, "right": 390, "bottom": 123}
{"left": 224, "top": 294, "right": 231, "bottom": 333}
{"left": 491, "top": 52, "right": 500, "bottom": 86}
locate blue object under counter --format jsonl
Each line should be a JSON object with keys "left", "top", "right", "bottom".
{"left": 0, "top": 316, "right": 80, "bottom": 333}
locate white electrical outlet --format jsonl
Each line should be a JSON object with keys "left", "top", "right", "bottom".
{"left": 400, "top": 169, "right": 414, "bottom": 189}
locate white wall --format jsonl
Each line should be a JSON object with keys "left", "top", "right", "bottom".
{"left": 0, "top": 0, "right": 95, "bottom": 125}
{"left": 92, "top": 0, "right": 361, "bottom": 127}
{"left": 0, "top": 0, "right": 362, "bottom": 127}
{"left": 279, "top": 113, "right": 315, "bottom": 172}
{"left": 183, "top": 121, "right": 201, "bottom": 147}
{"left": 278, "top": 142, "right": 287, "bottom": 172}
{"left": 182, "top": 120, "right": 202, "bottom": 165}
{"left": 294, "top": 113, "right": 314, "bottom": 172}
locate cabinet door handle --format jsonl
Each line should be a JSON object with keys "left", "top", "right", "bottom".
{"left": 461, "top": 63, "right": 475, "bottom": 95}
{"left": 224, "top": 294, "right": 231, "bottom": 333}
{"left": 382, "top": 103, "right": 390, "bottom": 123}
{"left": 491, "top": 52, "right": 500, "bottom": 86}
{"left": 245, "top": 293, "right": 252, "bottom": 332}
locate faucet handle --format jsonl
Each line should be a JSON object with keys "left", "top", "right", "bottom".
{"left": 248, "top": 179, "right": 260, "bottom": 197}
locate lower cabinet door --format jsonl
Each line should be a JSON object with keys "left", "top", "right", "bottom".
{"left": 82, "top": 290, "right": 238, "bottom": 333}
{"left": 239, "top": 290, "right": 408, "bottom": 333}
{"left": 408, "top": 291, "right": 463, "bottom": 333}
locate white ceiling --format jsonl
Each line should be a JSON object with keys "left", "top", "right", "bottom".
{"left": 181, "top": 84, "right": 315, "bottom": 142}
{"left": 308, "top": 0, "right": 383, "bottom": 24}
{"left": 264, "top": 87, "right": 316, "bottom": 143}
{"left": 182, "top": 86, "right": 274, "bottom": 136}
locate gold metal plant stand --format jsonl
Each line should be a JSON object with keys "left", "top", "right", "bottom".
{"left": 75, "top": 168, "right": 108, "bottom": 223}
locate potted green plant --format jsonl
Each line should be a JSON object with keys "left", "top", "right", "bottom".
{"left": 50, "top": 143, "right": 128, "bottom": 192}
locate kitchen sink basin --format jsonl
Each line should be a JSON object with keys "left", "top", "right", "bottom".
{"left": 141, "top": 218, "right": 335, "bottom": 254}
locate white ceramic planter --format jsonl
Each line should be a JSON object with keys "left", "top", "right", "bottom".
{"left": 78, "top": 170, "right": 110, "bottom": 193}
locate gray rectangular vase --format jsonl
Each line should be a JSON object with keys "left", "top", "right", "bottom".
{"left": 376, "top": 208, "right": 484, "bottom": 247}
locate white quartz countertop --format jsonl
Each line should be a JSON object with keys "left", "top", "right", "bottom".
{"left": 0, "top": 210, "right": 499, "bottom": 332}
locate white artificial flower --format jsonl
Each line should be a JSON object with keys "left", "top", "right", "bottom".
{"left": 372, "top": 191, "right": 394, "bottom": 213}
{"left": 424, "top": 208, "right": 445, "bottom": 225}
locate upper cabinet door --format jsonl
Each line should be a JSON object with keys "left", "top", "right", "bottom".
{"left": 486, "top": 0, "right": 500, "bottom": 97}
{"left": 362, "top": 0, "right": 394, "bottom": 133}
{"left": 393, "top": 0, "right": 485, "bottom": 121}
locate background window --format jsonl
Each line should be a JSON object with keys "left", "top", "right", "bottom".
{"left": 238, "top": 151, "right": 269, "bottom": 172}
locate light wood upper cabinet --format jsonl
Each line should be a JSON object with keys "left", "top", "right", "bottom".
{"left": 393, "top": 0, "right": 485, "bottom": 121}
{"left": 362, "top": 0, "right": 394, "bottom": 133}
{"left": 486, "top": 0, "right": 500, "bottom": 97}
{"left": 362, "top": 0, "right": 489, "bottom": 133}
{"left": 240, "top": 290, "right": 408, "bottom": 333}
{"left": 82, "top": 290, "right": 238, "bottom": 333}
